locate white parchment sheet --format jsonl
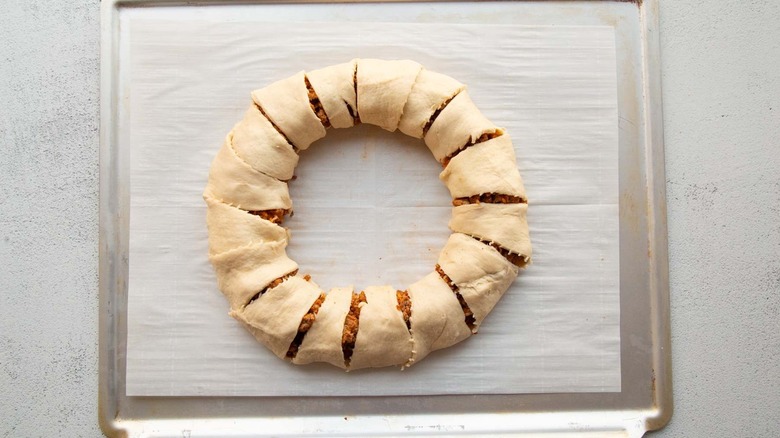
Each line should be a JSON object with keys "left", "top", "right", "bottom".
{"left": 124, "top": 17, "right": 620, "bottom": 396}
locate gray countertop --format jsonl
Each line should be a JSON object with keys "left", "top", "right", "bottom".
{"left": 1, "top": 1, "right": 778, "bottom": 436}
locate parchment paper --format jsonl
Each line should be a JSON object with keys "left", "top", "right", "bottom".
{"left": 125, "top": 16, "right": 620, "bottom": 396}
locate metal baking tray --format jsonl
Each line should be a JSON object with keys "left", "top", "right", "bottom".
{"left": 99, "top": 0, "right": 671, "bottom": 436}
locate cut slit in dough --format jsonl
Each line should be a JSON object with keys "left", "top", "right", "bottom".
{"left": 306, "top": 60, "right": 358, "bottom": 129}
{"left": 251, "top": 71, "right": 327, "bottom": 150}
{"left": 449, "top": 202, "right": 532, "bottom": 261}
{"left": 406, "top": 272, "right": 472, "bottom": 366}
{"left": 424, "top": 90, "right": 503, "bottom": 162}
{"left": 233, "top": 275, "right": 323, "bottom": 359}
{"left": 439, "top": 134, "right": 527, "bottom": 201}
{"left": 204, "top": 60, "right": 531, "bottom": 370}
{"left": 209, "top": 241, "right": 298, "bottom": 311}
{"left": 231, "top": 104, "right": 299, "bottom": 181}
{"left": 438, "top": 233, "right": 519, "bottom": 331}
{"left": 398, "top": 69, "right": 465, "bottom": 139}
{"left": 349, "top": 285, "right": 413, "bottom": 369}
{"left": 293, "top": 286, "right": 354, "bottom": 368}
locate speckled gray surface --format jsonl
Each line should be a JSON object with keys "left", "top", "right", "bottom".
{"left": 0, "top": 1, "right": 777, "bottom": 437}
{"left": 0, "top": 0, "right": 101, "bottom": 437}
{"left": 658, "top": 1, "right": 780, "bottom": 436}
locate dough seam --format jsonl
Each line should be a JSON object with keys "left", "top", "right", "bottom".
{"left": 394, "top": 66, "right": 426, "bottom": 130}
{"left": 286, "top": 290, "right": 327, "bottom": 359}
{"left": 253, "top": 102, "right": 300, "bottom": 153}
{"left": 440, "top": 129, "right": 505, "bottom": 167}
{"left": 352, "top": 63, "right": 360, "bottom": 124}
{"left": 422, "top": 87, "right": 464, "bottom": 137}
{"left": 435, "top": 264, "right": 477, "bottom": 333}
{"left": 246, "top": 208, "right": 290, "bottom": 225}
{"left": 345, "top": 98, "right": 358, "bottom": 123}
{"left": 396, "top": 289, "right": 412, "bottom": 332}
{"left": 341, "top": 291, "right": 367, "bottom": 369}
{"left": 303, "top": 74, "right": 331, "bottom": 128}
{"left": 227, "top": 129, "right": 294, "bottom": 184}
{"left": 244, "top": 268, "right": 299, "bottom": 309}
{"left": 467, "top": 234, "right": 531, "bottom": 268}
{"left": 452, "top": 193, "right": 528, "bottom": 206}
{"left": 396, "top": 289, "right": 415, "bottom": 369}
{"left": 206, "top": 193, "right": 291, "bottom": 226}
{"left": 395, "top": 290, "right": 418, "bottom": 371}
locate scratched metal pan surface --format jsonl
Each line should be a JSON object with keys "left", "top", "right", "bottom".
{"left": 98, "top": 0, "right": 670, "bottom": 436}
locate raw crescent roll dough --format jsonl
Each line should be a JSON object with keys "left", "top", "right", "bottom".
{"left": 356, "top": 59, "right": 422, "bottom": 132}
{"left": 398, "top": 69, "right": 465, "bottom": 139}
{"left": 449, "top": 203, "right": 532, "bottom": 260}
{"left": 407, "top": 272, "right": 472, "bottom": 366}
{"left": 205, "top": 60, "right": 532, "bottom": 370}
{"left": 204, "top": 134, "right": 292, "bottom": 211}
{"left": 306, "top": 60, "right": 358, "bottom": 129}
{"left": 231, "top": 104, "right": 299, "bottom": 181}
{"left": 293, "top": 286, "right": 354, "bottom": 368}
{"left": 204, "top": 195, "right": 289, "bottom": 255}
{"left": 233, "top": 276, "right": 323, "bottom": 359}
{"left": 439, "top": 134, "right": 526, "bottom": 200}
{"left": 349, "top": 285, "right": 413, "bottom": 369}
{"left": 252, "top": 71, "right": 327, "bottom": 150}
{"left": 438, "top": 233, "right": 519, "bottom": 331}
{"left": 425, "top": 91, "right": 503, "bottom": 162}
{"left": 209, "top": 242, "right": 298, "bottom": 310}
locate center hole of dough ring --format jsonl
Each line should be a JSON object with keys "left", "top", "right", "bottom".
{"left": 203, "top": 59, "right": 532, "bottom": 371}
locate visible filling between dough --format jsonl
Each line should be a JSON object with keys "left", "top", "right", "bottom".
{"left": 341, "top": 290, "right": 367, "bottom": 367}
{"left": 441, "top": 130, "right": 504, "bottom": 167}
{"left": 422, "top": 91, "right": 462, "bottom": 137}
{"left": 254, "top": 102, "right": 299, "bottom": 153}
{"left": 304, "top": 75, "right": 331, "bottom": 128}
{"left": 469, "top": 236, "right": 529, "bottom": 268}
{"left": 396, "top": 289, "right": 412, "bottom": 331}
{"left": 435, "top": 264, "right": 476, "bottom": 332}
{"left": 247, "top": 208, "right": 290, "bottom": 225}
{"left": 452, "top": 193, "right": 527, "bottom": 206}
{"left": 244, "top": 269, "right": 299, "bottom": 308}
{"left": 345, "top": 99, "right": 358, "bottom": 123}
{"left": 286, "top": 292, "right": 326, "bottom": 359}
{"left": 352, "top": 63, "right": 361, "bottom": 124}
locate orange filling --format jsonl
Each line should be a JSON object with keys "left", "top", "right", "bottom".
{"left": 341, "top": 291, "right": 367, "bottom": 367}
{"left": 286, "top": 293, "right": 326, "bottom": 359}
{"left": 248, "top": 209, "right": 289, "bottom": 225}
{"left": 396, "top": 290, "right": 412, "bottom": 331}
{"left": 441, "top": 130, "right": 503, "bottom": 167}
{"left": 245, "top": 269, "right": 298, "bottom": 308}
{"left": 304, "top": 76, "right": 331, "bottom": 128}
{"left": 470, "top": 236, "right": 529, "bottom": 268}
{"left": 452, "top": 193, "right": 526, "bottom": 206}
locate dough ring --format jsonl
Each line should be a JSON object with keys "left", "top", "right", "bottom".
{"left": 203, "top": 59, "right": 532, "bottom": 370}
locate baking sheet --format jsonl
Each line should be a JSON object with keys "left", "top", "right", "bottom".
{"left": 124, "top": 18, "right": 620, "bottom": 397}
{"left": 102, "top": 0, "right": 674, "bottom": 435}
